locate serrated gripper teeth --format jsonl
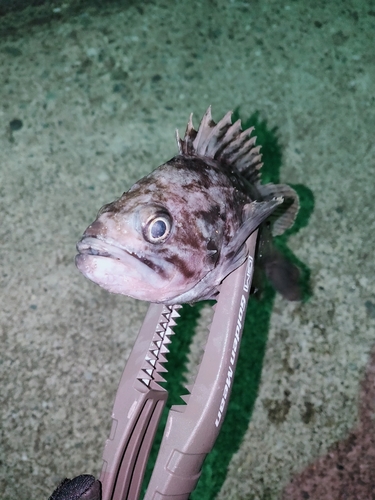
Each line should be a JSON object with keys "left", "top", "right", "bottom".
{"left": 155, "top": 363, "right": 168, "bottom": 374}
{"left": 144, "top": 357, "right": 157, "bottom": 368}
{"left": 139, "top": 378, "right": 151, "bottom": 387}
{"left": 150, "top": 380, "right": 166, "bottom": 391}
{"left": 145, "top": 351, "right": 157, "bottom": 361}
{"left": 180, "top": 394, "right": 190, "bottom": 404}
{"left": 157, "top": 353, "right": 168, "bottom": 364}
{"left": 141, "top": 368, "right": 153, "bottom": 379}
{"left": 170, "top": 404, "right": 187, "bottom": 413}
{"left": 152, "top": 373, "right": 167, "bottom": 384}
{"left": 157, "top": 322, "right": 169, "bottom": 331}
{"left": 170, "top": 306, "right": 182, "bottom": 318}
{"left": 184, "top": 384, "right": 194, "bottom": 394}
{"left": 165, "top": 326, "right": 176, "bottom": 337}
{"left": 162, "top": 335, "right": 172, "bottom": 345}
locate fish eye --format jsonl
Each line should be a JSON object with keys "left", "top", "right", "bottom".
{"left": 144, "top": 214, "right": 172, "bottom": 243}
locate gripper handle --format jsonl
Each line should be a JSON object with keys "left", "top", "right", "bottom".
{"left": 144, "top": 231, "right": 258, "bottom": 499}
{"left": 100, "top": 304, "right": 181, "bottom": 500}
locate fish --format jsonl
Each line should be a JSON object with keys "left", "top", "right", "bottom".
{"left": 75, "top": 107, "right": 300, "bottom": 305}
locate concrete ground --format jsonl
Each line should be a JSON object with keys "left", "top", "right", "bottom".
{"left": 1, "top": 1, "right": 375, "bottom": 499}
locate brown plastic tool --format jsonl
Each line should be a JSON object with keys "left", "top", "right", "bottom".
{"left": 98, "top": 230, "right": 258, "bottom": 500}
{"left": 48, "top": 230, "right": 258, "bottom": 500}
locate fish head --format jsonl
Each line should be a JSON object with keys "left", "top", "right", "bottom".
{"left": 76, "top": 106, "right": 299, "bottom": 304}
{"left": 75, "top": 161, "right": 226, "bottom": 303}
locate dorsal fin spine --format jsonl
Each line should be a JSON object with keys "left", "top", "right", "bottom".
{"left": 178, "top": 107, "right": 263, "bottom": 181}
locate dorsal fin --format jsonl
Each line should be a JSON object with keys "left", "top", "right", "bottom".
{"left": 177, "top": 106, "right": 263, "bottom": 182}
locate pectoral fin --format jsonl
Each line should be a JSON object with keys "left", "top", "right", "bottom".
{"left": 226, "top": 197, "right": 283, "bottom": 256}
{"left": 256, "top": 182, "right": 300, "bottom": 235}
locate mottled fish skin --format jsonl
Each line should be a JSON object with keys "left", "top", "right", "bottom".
{"left": 76, "top": 107, "right": 299, "bottom": 304}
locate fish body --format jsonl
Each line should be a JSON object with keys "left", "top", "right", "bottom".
{"left": 76, "top": 108, "right": 299, "bottom": 304}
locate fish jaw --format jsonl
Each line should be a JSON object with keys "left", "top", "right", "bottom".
{"left": 75, "top": 235, "right": 177, "bottom": 302}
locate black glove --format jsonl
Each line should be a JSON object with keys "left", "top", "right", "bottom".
{"left": 49, "top": 474, "right": 101, "bottom": 500}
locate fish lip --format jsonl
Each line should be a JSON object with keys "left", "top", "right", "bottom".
{"left": 75, "top": 234, "right": 172, "bottom": 299}
{"left": 76, "top": 235, "right": 135, "bottom": 261}
{"left": 76, "top": 235, "right": 166, "bottom": 276}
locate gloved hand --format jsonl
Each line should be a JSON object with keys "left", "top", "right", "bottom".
{"left": 49, "top": 474, "right": 101, "bottom": 500}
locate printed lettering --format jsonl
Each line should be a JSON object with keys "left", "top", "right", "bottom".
{"left": 215, "top": 295, "right": 248, "bottom": 427}
{"left": 215, "top": 412, "right": 221, "bottom": 427}
{"left": 223, "top": 384, "right": 228, "bottom": 399}
{"left": 219, "top": 398, "right": 225, "bottom": 413}
{"left": 243, "top": 256, "right": 254, "bottom": 292}
{"left": 226, "top": 366, "right": 233, "bottom": 387}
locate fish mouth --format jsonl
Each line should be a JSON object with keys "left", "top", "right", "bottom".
{"left": 76, "top": 235, "right": 165, "bottom": 273}
{"left": 75, "top": 235, "right": 168, "bottom": 297}
{"left": 76, "top": 235, "right": 131, "bottom": 262}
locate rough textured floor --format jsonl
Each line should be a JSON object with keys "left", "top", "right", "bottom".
{"left": 1, "top": 1, "right": 375, "bottom": 499}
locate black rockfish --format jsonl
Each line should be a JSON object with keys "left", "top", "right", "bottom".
{"left": 76, "top": 108, "right": 300, "bottom": 304}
